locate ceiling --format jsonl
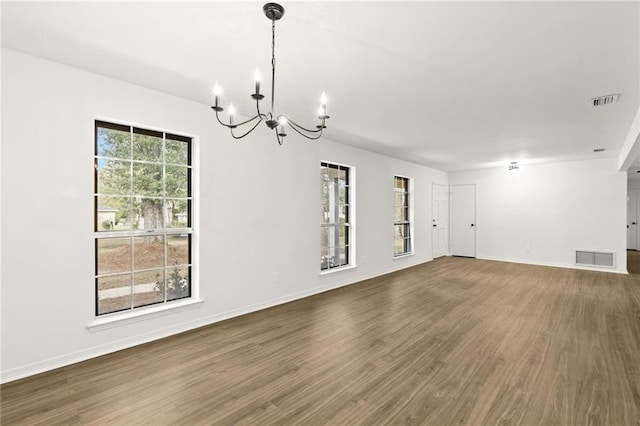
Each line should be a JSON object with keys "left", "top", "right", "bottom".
{"left": 2, "top": 1, "right": 638, "bottom": 172}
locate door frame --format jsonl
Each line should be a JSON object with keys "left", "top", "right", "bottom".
{"left": 629, "top": 190, "right": 639, "bottom": 250}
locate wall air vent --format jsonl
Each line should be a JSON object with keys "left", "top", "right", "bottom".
{"left": 591, "top": 94, "right": 619, "bottom": 106}
{"left": 575, "top": 250, "right": 615, "bottom": 268}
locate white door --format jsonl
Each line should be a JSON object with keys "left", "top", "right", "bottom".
{"left": 450, "top": 184, "right": 476, "bottom": 257}
{"left": 628, "top": 191, "right": 637, "bottom": 250}
{"left": 432, "top": 183, "right": 449, "bottom": 258}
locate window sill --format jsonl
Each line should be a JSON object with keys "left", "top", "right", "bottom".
{"left": 320, "top": 264, "right": 357, "bottom": 276}
{"left": 393, "top": 252, "right": 415, "bottom": 260}
{"left": 87, "top": 298, "right": 204, "bottom": 332}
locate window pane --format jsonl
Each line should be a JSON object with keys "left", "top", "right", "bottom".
{"left": 133, "top": 133, "right": 163, "bottom": 162}
{"left": 132, "top": 163, "right": 163, "bottom": 196}
{"left": 133, "top": 269, "right": 164, "bottom": 308}
{"left": 321, "top": 203, "right": 330, "bottom": 224}
{"left": 394, "top": 239, "right": 405, "bottom": 256}
{"left": 165, "top": 166, "right": 189, "bottom": 198}
{"left": 339, "top": 205, "right": 348, "bottom": 223}
{"left": 338, "top": 184, "right": 348, "bottom": 205}
{"left": 166, "top": 139, "right": 189, "bottom": 165}
{"left": 97, "top": 126, "right": 130, "bottom": 159}
{"left": 165, "top": 199, "right": 189, "bottom": 228}
{"left": 96, "top": 196, "right": 131, "bottom": 231}
{"left": 96, "top": 159, "right": 131, "bottom": 196}
{"left": 339, "top": 225, "right": 349, "bottom": 246}
{"left": 321, "top": 227, "right": 330, "bottom": 257}
{"left": 394, "top": 224, "right": 411, "bottom": 256}
{"left": 394, "top": 177, "right": 407, "bottom": 190}
{"left": 97, "top": 238, "right": 131, "bottom": 275}
{"left": 394, "top": 192, "right": 406, "bottom": 207}
{"left": 327, "top": 226, "right": 339, "bottom": 251}
{"left": 394, "top": 206, "right": 403, "bottom": 223}
{"left": 327, "top": 166, "right": 341, "bottom": 181}
{"left": 134, "top": 198, "right": 164, "bottom": 230}
{"left": 166, "top": 266, "right": 191, "bottom": 301}
{"left": 167, "top": 234, "right": 189, "bottom": 266}
{"left": 97, "top": 274, "right": 132, "bottom": 315}
{"left": 338, "top": 245, "right": 349, "bottom": 266}
{"left": 320, "top": 166, "right": 329, "bottom": 183}
{"left": 134, "top": 236, "right": 164, "bottom": 271}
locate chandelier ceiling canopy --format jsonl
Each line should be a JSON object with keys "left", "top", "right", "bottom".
{"left": 211, "top": 3, "right": 330, "bottom": 145}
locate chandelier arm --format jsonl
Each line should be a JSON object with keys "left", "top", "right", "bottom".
{"left": 275, "top": 129, "right": 284, "bottom": 146}
{"left": 286, "top": 117, "right": 325, "bottom": 134}
{"left": 230, "top": 117, "right": 264, "bottom": 139}
{"left": 286, "top": 120, "right": 324, "bottom": 140}
{"left": 255, "top": 98, "right": 268, "bottom": 119}
{"left": 215, "top": 109, "right": 263, "bottom": 128}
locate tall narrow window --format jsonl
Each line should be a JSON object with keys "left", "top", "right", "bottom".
{"left": 94, "top": 121, "right": 193, "bottom": 316}
{"left": 320, "top": 162, "right": 351, "bottom": 271}
{"left": 394, "top": 176, "right": 411, "bottom": 256}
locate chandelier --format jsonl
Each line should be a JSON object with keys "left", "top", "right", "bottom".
{"left": 211, "top": 3, "right": 330, "bottom": 145}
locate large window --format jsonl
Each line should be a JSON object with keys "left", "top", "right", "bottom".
{"left": 94, "top": 121, "right": 192, "bottom": 316}
{"left": 320, "top": 162, "right": 351, "bottom": 271}
{"left": 394, "top": 176, "right": 412, "bottom": 257}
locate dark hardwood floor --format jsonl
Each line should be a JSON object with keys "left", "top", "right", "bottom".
{"left": 2, "top": 257, "right": 639, "bottom": 425}
{"left": 628, "top": 249, "right": 640, "bottom": 275}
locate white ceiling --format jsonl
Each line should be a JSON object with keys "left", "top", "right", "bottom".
{"left": 2, "top": 1, "right": 638, "bottom": 171}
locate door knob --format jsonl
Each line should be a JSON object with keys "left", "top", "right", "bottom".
{"left": 433, "top": 224, "right": 437, "bottom": 227}
{"left": 471, "top": 224, "right": 475, "bottom": 227}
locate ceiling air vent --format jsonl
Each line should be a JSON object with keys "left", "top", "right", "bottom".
{"left": 591, "top": 94, "right": 619, "bottom": 106}
{"left": 593, "top": 148, "right": 606, "bottom": 153}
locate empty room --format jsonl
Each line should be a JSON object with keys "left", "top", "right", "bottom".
{"left": 1, "top": 1, "right": 639, "bottom": 424}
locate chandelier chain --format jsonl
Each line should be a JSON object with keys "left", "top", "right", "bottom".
{"left": 271, "top": 19, "right": 276, "bottom": 115}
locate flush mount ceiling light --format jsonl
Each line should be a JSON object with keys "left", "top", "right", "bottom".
{"left": 211, "top": 3, "right": 330, "bottom": 145}
{"left": 508, "top": 161, "right": 519, "bottom": 171}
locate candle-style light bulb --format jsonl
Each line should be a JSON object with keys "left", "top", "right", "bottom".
{"left": 320, "top": 91, "right": 328, "bottom": 106}
{"left": 278, "top": 116, "right": 287, "bottom": 136}
{"left": 254, "top": 68, "right": 261, "bottom": 95}
{"left": 228, "top": 104, "right": 236, "bottom": 125}
{"left": 213, "top": 82, "right": 222, "bottom": 107}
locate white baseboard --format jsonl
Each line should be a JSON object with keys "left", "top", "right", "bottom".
{"left": 1, "top": 258, "right": 434, "bottom": 384}
{"left": 476, "top": 255, "right": 627, "bottom": 275}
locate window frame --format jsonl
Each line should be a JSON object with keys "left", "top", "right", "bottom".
{"left": 94, "top": 120, "right": 194, "bottom": 317}
{"left": 320, "top": 162, "right": 354, "bottom": 272}
{"left": 394, "top": 175, "right": 413, "bottom": 257}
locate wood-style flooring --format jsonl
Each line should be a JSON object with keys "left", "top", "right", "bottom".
{"left": 2, "top": 257, "right": 640, "bottom": 425}
{"left": 628, "top": 249, "right": 640, "bottom": 275}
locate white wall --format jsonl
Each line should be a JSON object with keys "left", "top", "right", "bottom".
{"left": 449, "top": 159, "right": 627, "bottom": 273}
{"left": 0, "top": 49, "right": 447, "bottom": 382}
